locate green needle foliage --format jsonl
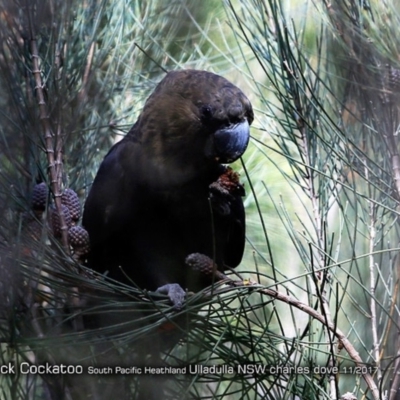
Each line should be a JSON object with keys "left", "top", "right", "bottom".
{"left": 0, "top": 0, "right": 399, "bottom": 399}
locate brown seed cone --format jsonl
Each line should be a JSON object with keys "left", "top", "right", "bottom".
{"left": 185, "top": 253, "right": 216, "bottom": 276}
{"left": 68, "top": 225, "right": 90, "bottom": 255}
{"left": 61, "top": 188, "right": 81, "bottom": 222}
{"left": 31, "top": 182, "right": 48, "bottom": 211}
{"left": 185, "top": 253, "right": 227, "bottom": 281}
{"left": 50, "top": 204, "right": 72, "bottom": 237}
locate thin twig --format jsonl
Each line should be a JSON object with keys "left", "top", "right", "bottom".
{"left": 390, "top": 349, "right": 400, "bottom": 400}
{"left": 77, "top": 41, "right": 95, "bottom": 103}
{"left": 26, "top": 2, "right": 69, "bottom": 251}
{"left": 365, "top": 162, "right": 382, "bottom": 383}
{"left": 390, "top": 152, "right": 400, "bottom": 200}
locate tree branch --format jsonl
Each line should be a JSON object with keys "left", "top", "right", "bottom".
{"left": 26, "top": 2, "right": 69, "bottom": 251}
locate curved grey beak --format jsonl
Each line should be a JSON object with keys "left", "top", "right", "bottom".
{"left": 213, "top": 119, "right": 250, "bottom": 163}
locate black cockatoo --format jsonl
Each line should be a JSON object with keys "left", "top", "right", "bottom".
{"left": 82, "top": 69, "right": 253, "bottom": 307}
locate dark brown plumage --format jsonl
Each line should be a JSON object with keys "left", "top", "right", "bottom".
{"left": 82, "top": 69, "right": 253, "bottom": 307}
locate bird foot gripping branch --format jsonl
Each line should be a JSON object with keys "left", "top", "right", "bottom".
{"left": 82, "top": 69, "right": 253, "bottom": 310}
{"left": 156, "top": 283, "right": 186, "bottom": 310}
